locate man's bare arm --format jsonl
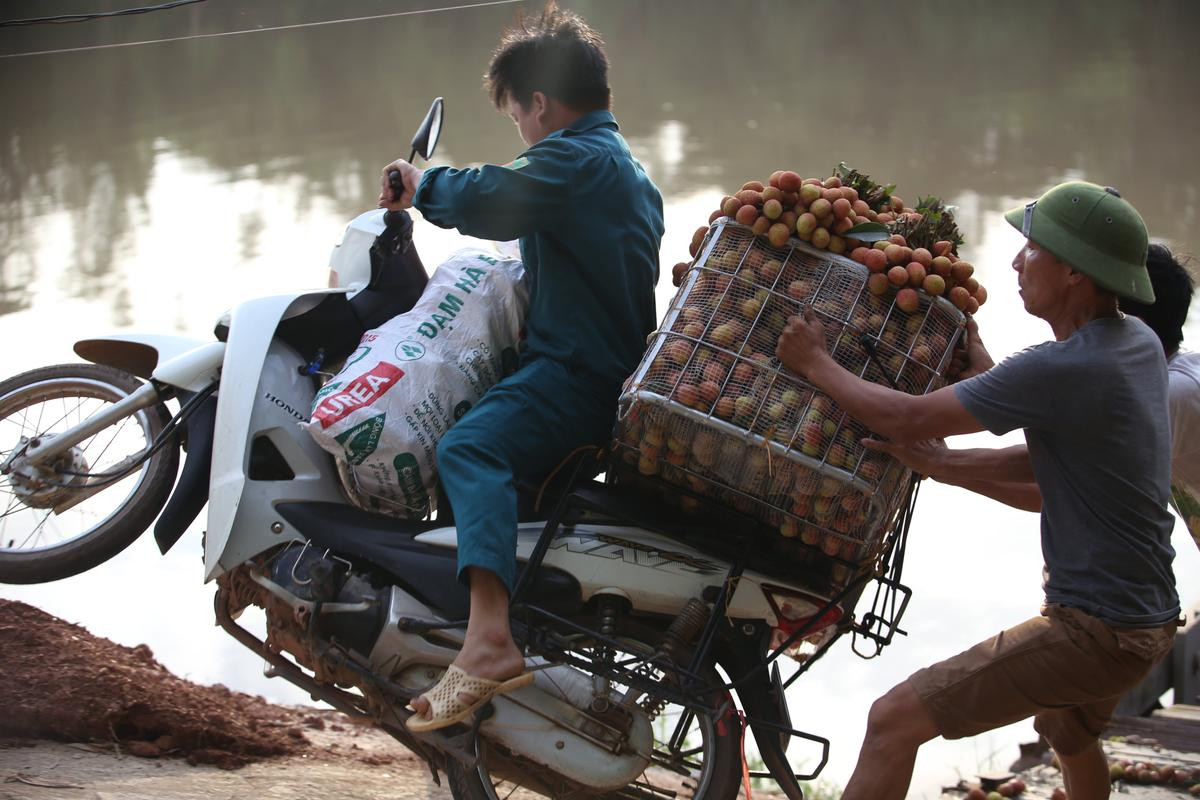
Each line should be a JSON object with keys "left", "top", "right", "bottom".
{"left": 777, "top": 307, "right": 984, "bottom": 444}
{"left": 863, "top": 439, "right": 1041, "bottom": 512}
{"left": 946, "top": 478, "right": 1042, "bottom": 512}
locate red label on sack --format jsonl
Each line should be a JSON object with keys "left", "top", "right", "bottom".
{"left": 312, "top": 362, "right": 405, "bottom": 429}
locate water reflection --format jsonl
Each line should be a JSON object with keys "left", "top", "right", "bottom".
{"left": 2, "top": 1, "right": 1200, "bottom": 797}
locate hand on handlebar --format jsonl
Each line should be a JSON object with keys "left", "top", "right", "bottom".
{"left": 378, "top": 159, "right": 424, "bottom": 211}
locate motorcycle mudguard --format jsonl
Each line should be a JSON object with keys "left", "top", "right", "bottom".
{"left": 205, "top": 291, "right": 350, "bottom": 581}
{"left": 74, "top": 334, "right": 213, "bottom": 381}
{"left": 153, "top": 391, "right": 217, "bottom": 554}
{"left": 715, "top": 633, "right": 806, "bottom": 800}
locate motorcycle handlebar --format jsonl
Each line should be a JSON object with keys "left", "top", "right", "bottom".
{"left": 385, "top": 148, "right": 418, "bottom": 207}
{"left": 387, "top": 170, "right": 405, "bottom": 205}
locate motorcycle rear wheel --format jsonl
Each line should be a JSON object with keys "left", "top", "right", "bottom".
{"left": 446, "top": 630, "right": 743, "bottom": 800}
{"left": 0, "top": 364, "right": 179, "bottom": 584}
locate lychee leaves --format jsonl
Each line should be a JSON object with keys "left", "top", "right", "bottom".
{"left": 889, "top": 196, "right": 966, "bottom": 253}
{"left": 834, "top": 161, "right": 895, "bottom": 211}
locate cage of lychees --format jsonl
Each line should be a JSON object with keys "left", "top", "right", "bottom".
{"left": 612, "top": 218, "right": 966, "bottom": 589}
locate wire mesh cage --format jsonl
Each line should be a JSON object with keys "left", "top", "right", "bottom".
{"left": 612, "top": 218, "right": 966, "bottom": 586}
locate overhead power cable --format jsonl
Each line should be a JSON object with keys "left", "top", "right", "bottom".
{"left": 0, "top": 0, "right": 208, "bottom": 28}
{"left": 0, "top": 0, "right": 527, "bottom": 58}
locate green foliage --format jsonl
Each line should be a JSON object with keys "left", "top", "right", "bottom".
{"left": 888, "top": 195, "right": 966, "bottom": 254}
{"left": 744, "top": 751, "right": 842, "bottom": 799}
{"left": 835, "top": 162, "right": 895, "bottom": 211}
{"left": 798, "top": 778, "right": 844, "bottom": 800}
{"left": 843, "top": 221, "right": 890, "bottom": 243}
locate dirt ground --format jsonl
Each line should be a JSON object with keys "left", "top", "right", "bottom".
{"left": 0, "top": 600, "right": 446, "bottom": 799}
{"left": 0, "top": 729, "right": 451, "bottom": 800}
{"left": 0, "top": 600, "right": 794, "bottom": 800}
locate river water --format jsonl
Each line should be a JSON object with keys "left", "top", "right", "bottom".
{"left": 2, "top": 1, "right": 1199, "bottom": 796}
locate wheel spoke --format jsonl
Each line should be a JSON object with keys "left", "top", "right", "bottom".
{"left": 1, "top": 414, "right": 36, "bottom": 435}
{"left": 0, "top": 378, "right": 168, "bottom": 557}
{"left": 46, "top": 396, "right": 97, "bottom": 438}
{"left": 1, "top": 503, "right": 20, "bottom": 546}
{"left": 0, "top": 505, "right": 29, "bottom": 522}
{"left": 0, "top": 491, "right": 23, "bottom": 520}
{"left": 17, "top": 509, "right": 54, "bottom": 549}
{"left": 84, "top": 416, "right": 141, "bottom": 473}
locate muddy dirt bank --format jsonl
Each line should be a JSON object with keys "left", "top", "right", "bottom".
{"left": 0, "top": 599, "right": 445, "bottom": 798}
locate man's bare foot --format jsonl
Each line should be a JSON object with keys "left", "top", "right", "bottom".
{"left": 409, "top": 633, "right": 525, "bottom": 720}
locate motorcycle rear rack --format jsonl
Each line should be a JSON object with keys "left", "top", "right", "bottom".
{"left": 505, "top": 455, "right": 919, "bottom": 792}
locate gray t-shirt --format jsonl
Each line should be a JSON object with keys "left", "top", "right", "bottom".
{"left": 954, "top": 315, "right": 1179, "bottom": 627}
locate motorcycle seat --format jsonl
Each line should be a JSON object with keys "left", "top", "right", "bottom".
{"left": 275, "top": 502, "right": 582, "bottom": 621}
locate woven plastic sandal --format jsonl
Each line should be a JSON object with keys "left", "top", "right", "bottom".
{"left": 406, "top": 664, "right": 534, "bottom": 733}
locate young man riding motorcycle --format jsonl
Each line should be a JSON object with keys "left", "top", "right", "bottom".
{"left": 378, "top": 2, "right": 664, "bottom": 732}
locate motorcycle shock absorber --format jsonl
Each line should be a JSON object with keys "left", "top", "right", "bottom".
{"left": 656, "top": 597, "right": 709, "bottom": 665}
{"left": 640, "top": 597, "right": 711, "bottom": 719}
{"left": 597, "top": 595, "right": 622, "bottom": 638}
{"left": 590, "top": 594, "right": 627, "bottom": 713}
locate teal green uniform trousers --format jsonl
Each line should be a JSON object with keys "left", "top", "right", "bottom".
{"left": 435, "top": 357, "right": 618, "bottom": 591}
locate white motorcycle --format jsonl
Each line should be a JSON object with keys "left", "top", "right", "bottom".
{"left": 0, "top": 98, "right": 915, "bottom": 799}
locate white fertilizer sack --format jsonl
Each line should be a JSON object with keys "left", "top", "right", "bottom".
{"left": 305, "top": 248, "right": 527, "bottom": 517}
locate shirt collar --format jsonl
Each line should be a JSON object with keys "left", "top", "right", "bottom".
{"left": 548, "top": 110, "right": 618, "bottom": 139}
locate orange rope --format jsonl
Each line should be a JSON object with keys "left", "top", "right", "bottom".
{"left": 533, "top": 445, "right": 601, "bottom": 514}
{"left": 738, "top": 710, "right": 754, "bottom": 800}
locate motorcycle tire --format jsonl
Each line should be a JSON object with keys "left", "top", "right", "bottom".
{"left": 446, "top": 634, "right": 743, "bottom": 800}
{"left": 0, "top": 363, "right": 180, "bottom": 584}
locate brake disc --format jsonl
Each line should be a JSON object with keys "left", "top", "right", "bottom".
{"left": 5, "top": 435, "right": 89, "bottom": 509}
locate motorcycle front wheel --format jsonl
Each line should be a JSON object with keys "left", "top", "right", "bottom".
{"left": 446, "top": 627, "right": 744, "bottom": 800}
{"left": 0, "top": 364, "right": 179, "bottom": 584}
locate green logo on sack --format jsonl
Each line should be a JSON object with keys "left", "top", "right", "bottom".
{"left": 344, "top": 346, "right": 371, "bottom": 370}
{"left": 393, "top": 452, "right": 429, "bottom": 510}
{"left": 315, "top": 381, "right": 342, "bottom": 401}
{"left": 395, "top": 340, "right": 426, "bottom": 361}
{"left": 334, "top": 413, "right": 386, "bottom": 465}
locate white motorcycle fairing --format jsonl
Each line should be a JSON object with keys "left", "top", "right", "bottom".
{"left": 419, "top": 524, "right": 795, "bottom": 626}
{"left": 205, "top": 291, "right": 350, "bottom": 580}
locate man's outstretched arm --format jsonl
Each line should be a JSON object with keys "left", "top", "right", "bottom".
{"left": 776, "top": 306, "right": 984, "bottom": 444}
{"left": 378, "top": 138, "right": 575, "bottom": 242}
{"left": 863, "top": 439, "right": 1042, "bottom": 512}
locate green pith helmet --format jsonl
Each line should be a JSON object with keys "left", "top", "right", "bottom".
{"left": 1004, "top": 181, "right": 1153, "bottom": 303}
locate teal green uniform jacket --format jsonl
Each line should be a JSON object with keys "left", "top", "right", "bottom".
{"left": 414, "top": 109, "right": 664, "bottom": 385}
{"left": 414, "top": 110, "right": 664, "bottom": 591}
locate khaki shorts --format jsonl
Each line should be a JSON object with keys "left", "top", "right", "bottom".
{"left": 909, "top": 604, "right": 1176, "bottom": 755}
